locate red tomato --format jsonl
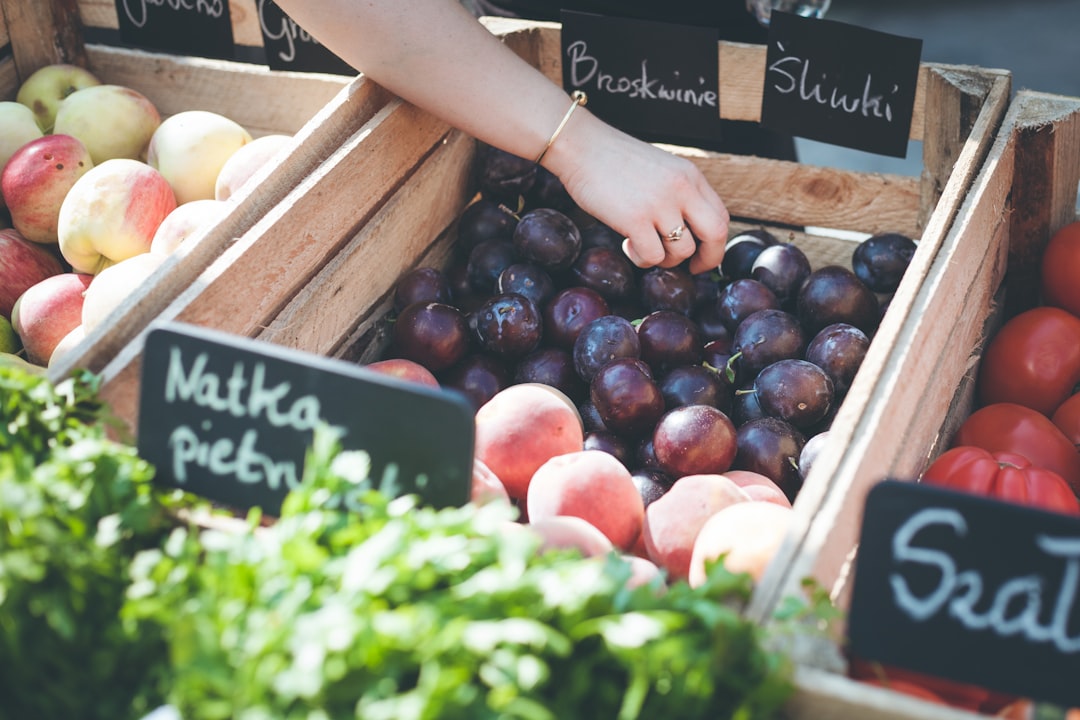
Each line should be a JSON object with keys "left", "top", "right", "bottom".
{"left": 1052, "top": 392, "right": 1080, "bottom": 448}
{"left": 922, "top": 446, "right": 1080, "bottom": 514}
{"left": 953, "top": 403, "right": 1080, "bottom": 495}
{"left": 976, "top": 306, "right": 1080, "bottom": 417}
{"left": 848, "top": 657, "right": 985, "bottom": 710}
{"left": 1041, "top": 220, "right": 1080, "bottom": 316}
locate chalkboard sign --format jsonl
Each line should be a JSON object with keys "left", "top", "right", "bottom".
{"left": 560, "top": 11, "right": 722, "bottom": 148}
{"left": 849, "top": 480, "right": 1080, "bottom": 708}
{"left": 137, "top": 322, "right": 474, "bottom": 515}
{"left": 760, "top": 12, "right": 921, "bottom": 158}
{"left": 257, "top": 0, "right": 357, "bottom": 76}
{"left": 114, "top": 0, "right": 235, "bottom": 61}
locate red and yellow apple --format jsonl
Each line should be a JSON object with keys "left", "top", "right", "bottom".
{"left": 0, "top": 227, "right": 64, "bottom": 318}
{"left": 214, "top": 133, "right": 292, "bottom": 201}
{"left": 57, "top": 159, "right": 177, "bottom": 274}
{"left": 15, "top": 63, "right": 101, "bottom": 133}
{"left": 11, "top": 271, "right": 93, "bottom": 365}
{"left": 149, "top": 198, "right": 230, "bottom": 255}
{"left": 147, "top": 110, "right": 252, "bottom": 204}
{"left": 48, "top": 323, "right": 85, "bottom": 369}
{"left": 2, "top": 133, "right": 94, "bottom": 244}
{"left": 53, "top": 84, "right": 161, "bottom": 164}
{"left": 81, "top": 252, "right": 167, "bottom": 332}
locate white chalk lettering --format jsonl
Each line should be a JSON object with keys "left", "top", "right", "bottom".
{"left": 121, "top": 0, "right": 224, "bottom": 29}
{"left": 168, "top": 425, "right": 303, "bottom": 491}
{"left": 566, "top": 40, "right": 717, "bottom": 109}
{"left": 890, "top": 508, "right": 1080, "bottom": 653}
{"left": 257, "top": 0, "right": 322, "bottom": 62}
{"left": 767, "top": 42, "right": 899, "bottom": 121}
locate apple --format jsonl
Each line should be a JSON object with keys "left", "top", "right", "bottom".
{"left": 81, "top": 252, "right": 167, "bottom": 332}
{"left": 15, "top": 63, "right": 101, "bottom": 133}
{"left": 0, "top": 314, "right": 21, "bottom": 354}
{"left": 214, "top": 133, "right": 293, "bottom": 201}
{"left": 0, "top": 351, "right": 45, "bottom": 375}
{"left": 53, "top": 84, "right": 161, "bottom": 164}
{"left": 48, "top": 323, "right": 85, "bottom": 369}
{"left": 57, "top": 159, "right": 177, "bottom": 274}
{"left": 150, "top": 198, "right": 230, "bottom": 255}
{"left": 2, "top": 134, "right": 94, "bottom": 244}
{"left": 365, "top": 357, "right": 441, "bottom": 387}
{"left": 0, "top": 101, "right": 45, "bottom": 187}
{"left": 147, "top": 110, "right": 253, "bottom": 205}
{"left": 11, "top": 272, "right": 93, "bottom": 365}
{"left": 0, "top": 227, "right": 64, "bottom": 318}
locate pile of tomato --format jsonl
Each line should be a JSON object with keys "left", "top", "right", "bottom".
{"left": 928, "top": 219, "right": 1080, "bottom": 515}
{"left": 846, "top": 220, "right": 1080, "bottom": 716}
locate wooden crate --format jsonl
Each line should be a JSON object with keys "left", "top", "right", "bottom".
{"left": 87, "top": 14, "right": 1008, "bottom": 575}
{"left": 753, "top": 91, "right": 1080, "bottom": 719}
{"left": 0, "top": 1, "right": 403, "bottom": 381}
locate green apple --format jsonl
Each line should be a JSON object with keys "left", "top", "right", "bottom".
{"left": 15, "top": 63, "right": 101, "bottom": 133}
{"left": 147, "top": 110, "right": 252, "bottom": 205}
{"left": 0, "top": 314, "right": 21, "bottom": 355}
{"left": 149, "top": 198, "right": 230, "bottom": 255}
{"left": 53, "top": 84, "right": 161, "bottom": 164}
{"left": 0, "top": 101, "right": 45, "bottom": 210}
{"left": 57, "top": 159, "right": 177, "bottom": 274}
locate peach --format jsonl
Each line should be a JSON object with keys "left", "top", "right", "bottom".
{"left": 2, "top": 133, "right": 94, "bottom": 244}
{"left": 688, "top": 501, "right": 796, "bottom": 587}
{"left": 722, "top": 469, "right": 793, "bottom": 507}
{"left": 57, "top": 159, "right": 177, "bottom": 274}
{"left": 526, "top": 449, "right": 644, "bottom": 551}
{"left": 365, "top": 357, "right": 440, "bottom": 388}
{"left": 641, "top": 473, "right": 751, "bottom": 581}
{"left": 11, "top": 272, "right": 93, "bottom": 365}
{"left": 48, "top": 323, "right": 85, "bottom": 369}
{"left": 526, "top": 515, "right": 614, "bottom": 558}
{"left": 214, "top": 133, "right": 293, "bottom": 201}
{"left": 473, "top": 383, "right": 584, "bottom": 499}
{"left": 470, "top": 457, "right": 511, "bottom": 506}
{"left": 621, "top": 554, "right": 665, "bottom": 591}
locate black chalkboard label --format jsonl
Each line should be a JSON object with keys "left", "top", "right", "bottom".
{"left": 137, "top": 322, "right": 474, "bottom": 515}
{"left": 761, "top": 12, "right": 921, "bottom": 158}
{"left": 849, "top": 480, "right": 1080, "bottom": 707}
{"left": 257, "top": 0, "right": 357, "bottom": 76}
{"left": 114, "top": 0, "right": 235, "bottom": 61}
{"left": 560, "top": 11, "right": 721, "bottom": 147}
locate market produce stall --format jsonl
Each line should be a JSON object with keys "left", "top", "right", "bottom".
{"left": 5, "top": 1, "right": 1080, "bottom": 718}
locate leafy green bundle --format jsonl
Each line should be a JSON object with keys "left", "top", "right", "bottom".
{"left": 0, "top": 364, "right": 822, "bottom": 720}
{"left": 127, "top": 431, "right": 797, "bottom": 720}
{"left": 0, "top": 365, "right": 179, "bottom": 718}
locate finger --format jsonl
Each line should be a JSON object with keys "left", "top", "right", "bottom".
{"left": 657, "top": 225, "right": 696, "bottom": 268}
{"left": 684, "top": 198, "right": 730, "bottom": 275}
{"left": 622, "top": 225, "right": 667, "bottom": 268}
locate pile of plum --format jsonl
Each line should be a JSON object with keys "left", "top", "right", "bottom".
{"left": 385, "top": 144, "right": 916, "bottom": 506}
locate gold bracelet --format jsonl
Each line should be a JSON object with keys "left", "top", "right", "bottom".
{"left": 534, "top": 90, "right": 588, "bottom": 165}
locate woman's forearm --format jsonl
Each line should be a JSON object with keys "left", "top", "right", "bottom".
{"left": 271, "top": 0, "right": 577, "bottom": 165}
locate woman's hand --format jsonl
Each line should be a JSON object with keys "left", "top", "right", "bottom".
{"left": 541, "top": 106, "right": 730, "bottom": 275}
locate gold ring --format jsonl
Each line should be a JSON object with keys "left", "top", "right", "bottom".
{"left": 664, "top": 224, "right": 686, "bottom": 242}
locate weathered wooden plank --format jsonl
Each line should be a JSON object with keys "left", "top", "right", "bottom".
{"left": 257, "top": 129, "right": 476, "bottom": 356}
{"left": 0, "top": 0, "right": 88, "bottom": 80}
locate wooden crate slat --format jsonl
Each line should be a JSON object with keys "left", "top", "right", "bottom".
{"left": 256, "top": 129, "right": 476, "bottom": 356}
{"left": 81, "top": 43, "right": 353, "bottom": 136}
{"left": 0, "top": 0, "right": 87, "bottom": 79}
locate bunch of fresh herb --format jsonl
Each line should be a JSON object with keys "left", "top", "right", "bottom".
{"left": 125, "top": 430, "right": 810, "bottom": 720}
{"left": 0, "top": 365, "right": 178, "bottom": 719}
